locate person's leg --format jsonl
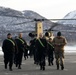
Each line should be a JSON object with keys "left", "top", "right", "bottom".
{"left": 55, "top": 51, "right": 60, "bottom": 70}
{"left": 50, "top": 53, "right": 54, "bottom": 65}
{"left": 18, "top": 52, "right": 23, "bottom": 69}
{"left": 60, "top": 57, "right": 64, "bottom": 70}
{"left": 56, "top": 58, "right": 60, "bottom": 70}
{"left": 39, "top": 56, "right": 43, "bottom": 70}
{"left": 15, "top": 53, "right": 18, "bottom": 67}
{"left": 59, "top": 51, "right": 64, "bottom": 70}
{"left": 4, "top": 54, "right": 8, "bottom": 69}
{"left": 48, "top": 55, "right": 51, "bottom": 66}
{"left": 9, "top": 54, "right": 14, "bottom": 71}
{"left": 42, "top": 55, "right": 46, "bottom": 70}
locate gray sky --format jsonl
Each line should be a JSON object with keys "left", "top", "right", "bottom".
{"left": 0, "top": 0, "right": 76, "bottom": 19}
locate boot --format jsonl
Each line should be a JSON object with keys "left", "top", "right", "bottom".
{"left": 40, "top": 66, "right": 42, "bottom": 70}
{"left": 18, "top": 65, "right": 21, "bottom": 69}
{"left": 42, "top": 66, "right": 45, "bottom": 70}
{"left": 48, "top": 63, "right": 51, "bottom": 66}
{"left": 51, "top": 61, "right": 54, "bottom": 65}
{"left": 15, "top": 63, "right": 18, "bottom": 67}
{"left": 5, "top": 64, "right": 7, "bottom": 69}
{"left": 61, "top": 65, "right": 64, "bottom": 70}
{"left": 57, "top": 64, "right": 59, "bottom": 70}
{"left": 9, "top": 67, "right": 13, "bottom": 71}
{"left": 24, "top": 57, "right": 26, "bottom": 60}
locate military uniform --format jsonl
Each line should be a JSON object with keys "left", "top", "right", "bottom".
{"left": 2, "top": 37, "right": 15, "bottom": 71}
{"left": 36, "top": 37, "right": 47, "bottom": 70}
{"left": 24, "top": 45, "right": 29, "bottom": 60}
{"left": 29, "top": 40, "right": 34, "bottom": 58}
{"left": 15, "top": 37, "right": 27, "bottom": 69}
{"left": 47, "top": 40, "right": 54, "bottom": 66}
{"left": 29, "top": 38, "right": 38, "bottom": 64}
{"left": 53, "top": 32, "right": 67, "bottom": 70}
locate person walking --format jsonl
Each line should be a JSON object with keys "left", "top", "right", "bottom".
{"left": 52, "top": 31, "right": 67, "bottom": 70}
{"left": 36, "top": 33, "right": 47, "bottom": 70}
{"left": 15, "top": 33, "right": 27, "bottom": 69}
{"left": 2, "top": 33, "right": 16, "bottom": 71}
{"left": 47, "top": 38, "right": 54, "bottom": 66}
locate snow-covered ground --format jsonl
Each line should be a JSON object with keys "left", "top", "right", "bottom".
{"left": 0, "top": 46, "right": 76, "bottom": 55}
{"left": 64, "top": 46, "right": 76, "bottom": 53}
{"left": 0, "top": 47, "right": 3, "bottom": 55}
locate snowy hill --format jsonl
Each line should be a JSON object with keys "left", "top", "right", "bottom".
{"left": 0, "top": 6, "right": 54, "bottom": 41}
{"left": 58, "top": 10, "right": 76, "bottom": 25}
{"left": 0, "top": 6, "right": 76, "bottom": 44}
{"left": 52, "top": 10, "right": 76, "bottom": 44}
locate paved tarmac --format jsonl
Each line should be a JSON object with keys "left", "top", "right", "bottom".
{"left": 0, "top": 53, "right": 76, "bottom": 75}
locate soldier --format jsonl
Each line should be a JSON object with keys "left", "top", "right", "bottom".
{"left": 2, "top": 33, "right": 16, "bottom": 71}
{"left": 24, "top": 44, "right": 29, "bottom": 60}
{"left": 47, "top": 38, "right": 54, "bottom": 66}
{"left": 29, "top": 36, "right": 38, "bottom": 64}
{"left": 29, "top": 40, "right": 34, "bottom": 58}
{"left": 36, "top": 33, "right": 47, "bottom": 70}
{"left": 52, "top": 31, "right": 67, "bottom": 70}
{"left": 15, "top": 33, "right": 27, "bottom": 69}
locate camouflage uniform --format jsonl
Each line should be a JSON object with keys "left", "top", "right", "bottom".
{"left": 53, "top": 33, "right": 67, "bottom": 70}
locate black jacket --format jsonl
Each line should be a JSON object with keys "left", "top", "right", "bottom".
{"left": 2, "top": 38, "right": 15, "bottom": 53}
{"left": 36, "top": 38, "right": 47, "bottom": 55}
{"left": 15, "top": 38, "right": 27, "bottom": 53}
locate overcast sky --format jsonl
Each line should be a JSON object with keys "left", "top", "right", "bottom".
{"left": 0, "top": 0, "right": 76, "bottom": 19}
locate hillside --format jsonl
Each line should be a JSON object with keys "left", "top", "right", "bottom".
{"left": 0, "top": 6, "right": 53, "bottom": 41}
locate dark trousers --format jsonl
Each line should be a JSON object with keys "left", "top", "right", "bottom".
{"left": 48, "top": 54, "right": 54, "bottom": 65}
{"left": 4, "top": 53, "right": 14, "bottom": 69}
{"left": 33, "top": 50, "right": 37, "bottom": 62}
{"left": 24, "top": 49, "right": 28, "bottom": 59}
{"left": 39, "top": 54, "right": 45, "bottom": 67}
{"left": 16, "top": 52, "right": 23, "bottom": 66}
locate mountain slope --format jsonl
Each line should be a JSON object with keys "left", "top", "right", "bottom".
{"left": 53, "top": 10, "right": 76, "bottom": 44}
{"left": 0, "top": 6, "right": 76, "bottom": 44}
{"left": 58, "top": 10, "right": 76, "bottom": 25}
{"left": 0, "top": 6, "right": 54, "bottom": 41}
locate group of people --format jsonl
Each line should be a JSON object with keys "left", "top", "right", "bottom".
{"left": 2, "top": 33, "right": 27, "bottom": 71}
{"left": 2, "top": 31, "right": 67, "bottom": 71}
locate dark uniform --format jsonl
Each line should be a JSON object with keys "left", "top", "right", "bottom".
{"left": 2, "top": 33, "right": 15, "bottom": 71}
{"left": 24, "top": 44, "right": 29, "bottom": 60}
{"left": 36, "top": 37, "right": 47, "bottom": 70}
{"left": 15, "top": 37, "right": 27, "bottom": 69}
{"left": 47, "top": 38, "right": 54, "bottom": 66}
{"left": 29, "top": 40, "right": 34, "bottom": 58}
{"left": 29, "top": 38, "right": 38, "bottom": 64}
{"left": 33, "top": 38, "right": 38, "bottom": 64}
